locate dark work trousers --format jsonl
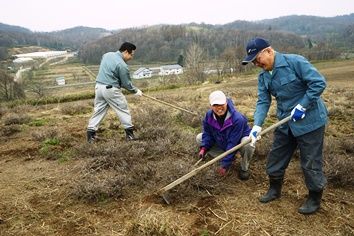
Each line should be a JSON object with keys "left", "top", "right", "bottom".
{"left": 266, "top": 125, "right": 327, "bottom": 192}
{"left": 87, "top": 84, "right": 133, "bottom": 132}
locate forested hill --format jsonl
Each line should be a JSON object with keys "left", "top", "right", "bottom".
{"left": 1, "top": 14, "right": 353, "bottom": 63}
{"left": 78, "top": 13, "right": 354, "bottom": 64}
{"left": 0, "top": 22, "right": 32, "bottom": 33}
{"left": 78, "top": 28, "right": 305, "bottom": 64}
{"left": 257, "top": 14, "right": 354, "bottom": 35}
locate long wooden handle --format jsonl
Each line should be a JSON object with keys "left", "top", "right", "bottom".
{"left": 142, "top": 93, "right": 198, "bottom": 116}
{"left": 157, "top": 115, "right": 291, "bottom": 195}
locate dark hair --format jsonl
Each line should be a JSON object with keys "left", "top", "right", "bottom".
{"left": 119, "top": 42, "right": 136, "bottom": 53}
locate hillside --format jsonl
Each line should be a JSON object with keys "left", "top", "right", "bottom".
{"left": 258, "top": 14, "right": 354, "bottom": 35}
{"left": 1, "top": 14, "right": 354, "bottom": 63}
{"left": 0, "top": 59, "right": 353, "bottom": 235}
{"left": 0, "top": 26, "right": 113, "bottom": 60}
{"left": 0, "top": 23, "right": 32, "bottom": 33}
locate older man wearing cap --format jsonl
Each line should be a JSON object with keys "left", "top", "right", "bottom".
{"left": 242, "top": 37, "right": 328, "bottom": 215}
{"left": 196, "top": 90, "right": 255, "bottom": 179}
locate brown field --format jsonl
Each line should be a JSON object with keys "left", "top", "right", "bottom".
{"left": 0, "top": 59, "right": 353, "bottom": 235}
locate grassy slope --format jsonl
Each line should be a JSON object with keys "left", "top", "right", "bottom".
{"left": 0, "top": 59, "right": 353, "bottom": 235}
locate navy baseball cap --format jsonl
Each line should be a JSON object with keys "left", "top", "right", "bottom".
{"left": 242, "top": 38, "right": 270, "bottom": 65}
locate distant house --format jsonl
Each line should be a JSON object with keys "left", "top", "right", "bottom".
{"left": 159, "top": 64, "right": 183, "bottom": 76}
{"left": 13, "top": 57, "right": 34, "bottom": 63}
{"left": 55, "top": 77, "right": 66, "bottom": 85}
{"left": 133, "top": 67, "right": 152, "bottom": 79}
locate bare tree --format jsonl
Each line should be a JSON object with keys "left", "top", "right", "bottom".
{"left": 0, "top": 70, "right": 12, "bottom": 100}
{"left": 30, "top": 79, "right": 47, "bottom": 98}
{"left": 0, "top": 70, "right": 25, "bottom": 101}
{"left": 220, "top": 46, "right": 247, "bottom": 74}
{"left": 185, "top": 43, "right": 207, "bottom": 84}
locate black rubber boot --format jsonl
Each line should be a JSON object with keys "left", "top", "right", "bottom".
{"left": 87, "top": 130, "right": 98, "bottom": 143}
{"left": 125, "top": 128, "right": 139, "bottom": 141}
{"left": 260, "top": 176, "right": 284, "bottom": 203}
{"left": 298, "top": 190, "right": 323, "bottom": 215}
{"left": 239, "top": 169, "right": 250, "bottom": 180}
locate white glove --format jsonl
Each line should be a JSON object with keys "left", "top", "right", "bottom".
{"left": 135, "top": 89, "right": 142, "bottom": 96}
{"left": 249, "top": 125, "right": 262, "bottom": 147}
{"left": 290, "top": 104, "right": 306, "bottom": 122}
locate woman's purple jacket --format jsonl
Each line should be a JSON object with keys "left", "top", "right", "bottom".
{"left": 201, "top": 98, "right": 252, "bottom": 168}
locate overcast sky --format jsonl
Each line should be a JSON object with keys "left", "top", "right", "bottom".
{"left": 1, "top": 0, "right": 354, "bottom": 32}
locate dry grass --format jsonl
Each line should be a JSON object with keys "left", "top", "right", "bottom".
{"left": 0, "top": 59, "right": 353, "bottom": 235}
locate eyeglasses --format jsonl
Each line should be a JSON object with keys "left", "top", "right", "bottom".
{"left": 252, "top": 49, "right": 266, "bottom": 65}
{"left": 129, "top": 52, "right": 134, "bottom": 57}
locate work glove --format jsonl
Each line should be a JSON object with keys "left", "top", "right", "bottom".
{"left": 216, "top": 166, "right": 228, "bottom": 178}
{"left": 249, "top": 125, "right": 262, "bottom": 147}
{"left": 198, "top": 147, "right": 207, "bottom": 160}
{"left": 135, "top": 89, "right": 142, "bottom": 96}
{"left": 291, "top": 104, "right": 306, "bottom": 122}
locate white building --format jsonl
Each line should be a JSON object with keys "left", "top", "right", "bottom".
{"left": 13, "top": 57, "right": 34, "bottom": 63}
{"left": 13, "top": 51, "right": 67, "bottom": 59}
{"left": 55, "top": 77, "right": 66, "bottom": 85}
{"left": 159, "top": 64, "right": 183, "bottom": 76}
{"left": 133, "top": 67, "right": 152, "bottom": 79}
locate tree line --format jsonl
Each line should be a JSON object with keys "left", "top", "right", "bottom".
{"left": 78, "top": 27, "right": 308, "bottom": 65}
{"left": 80, "top": 25, "right": 339, "bottom": 67}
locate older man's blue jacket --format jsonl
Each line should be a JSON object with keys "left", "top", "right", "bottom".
{"left": 201, "top": 98, "right": 251, "bottom": 168}
{"left": 254, "top": 52, "right": 328, "bottom": 137}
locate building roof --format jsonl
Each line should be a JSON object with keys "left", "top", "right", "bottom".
{"left": 13, "top": 58, "right": 34, "bottom": 63}
{"left": 133, "top": 67, "right": 150, "bottom": 75}
{"left": 161, "top": 64, "right": 182, "bottom": 70}
{"left": 13, "top": 51, "right": 67, "bottom": 58}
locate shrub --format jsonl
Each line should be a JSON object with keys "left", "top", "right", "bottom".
{"left": 0, "top": 105, "right": 9, "bottom": 118}
{"left": 323, "top": 137, "right": 354, "bottom": 187}
{"left": 60, "top": 102, "right": 92, "bottom": 115}
{"left": 43, "top": 138, "right": 61, "bottom": 146}
{"left": 74, "top": 172, "right": 125, "bottom": 202}
{"left": 28, "top": 120, "right": 45, "bottom": 126}
{"left": 0, "top": 124, "right": 20, "bottom": 136}
{"left": 71, "top": 104, "right": 201, "bottom": 201}
{"left": 31, "top": 129, "right": 58, "bottom": 142}
{"left": 1, "top": 112, "right": 32, "bottom": 125}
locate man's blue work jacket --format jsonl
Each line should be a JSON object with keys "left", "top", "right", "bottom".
{"left": 254, "top": 52, "right": 328, "bottom": 137}
{"left": 96, "top": 51, "right": 138, "bottom": 93}
{"left": 201, "top": 98, "right": 251, "bottom": 168}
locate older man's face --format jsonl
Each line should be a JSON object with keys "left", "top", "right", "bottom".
{"left": 252, "top": 47, "right": 274, "bottom": 71}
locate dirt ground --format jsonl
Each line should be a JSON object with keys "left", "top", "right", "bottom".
{"left": 0, "top": 59, "right": 353, "bottom": 235}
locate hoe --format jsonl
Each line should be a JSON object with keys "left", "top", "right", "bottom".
{"left": 157, "top": 116, "right": 291, "bottom": 204}
{"left": 142, "top": 93, "right": 198, "bottom": 116}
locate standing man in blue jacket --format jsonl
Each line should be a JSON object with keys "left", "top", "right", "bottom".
{"left": 242, "top": 37, "right": 328, "bottom": 215}
{"left": 197, "top": 90, "right": 255, "bottom": 179}
{"left": 87, "top": 42, "right": 142, "bottom": 142}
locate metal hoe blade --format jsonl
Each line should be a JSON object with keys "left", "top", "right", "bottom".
{"left": 161, "top": 192, "right": 172, "bottom": 204}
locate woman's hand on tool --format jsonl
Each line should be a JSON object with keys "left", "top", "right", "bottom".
{"left": 198, "top": 147, "right": 207, "bottom": 160}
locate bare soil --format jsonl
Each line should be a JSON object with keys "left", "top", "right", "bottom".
{"left": 0, "top": 59, "right": 353, "bottom": 235}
